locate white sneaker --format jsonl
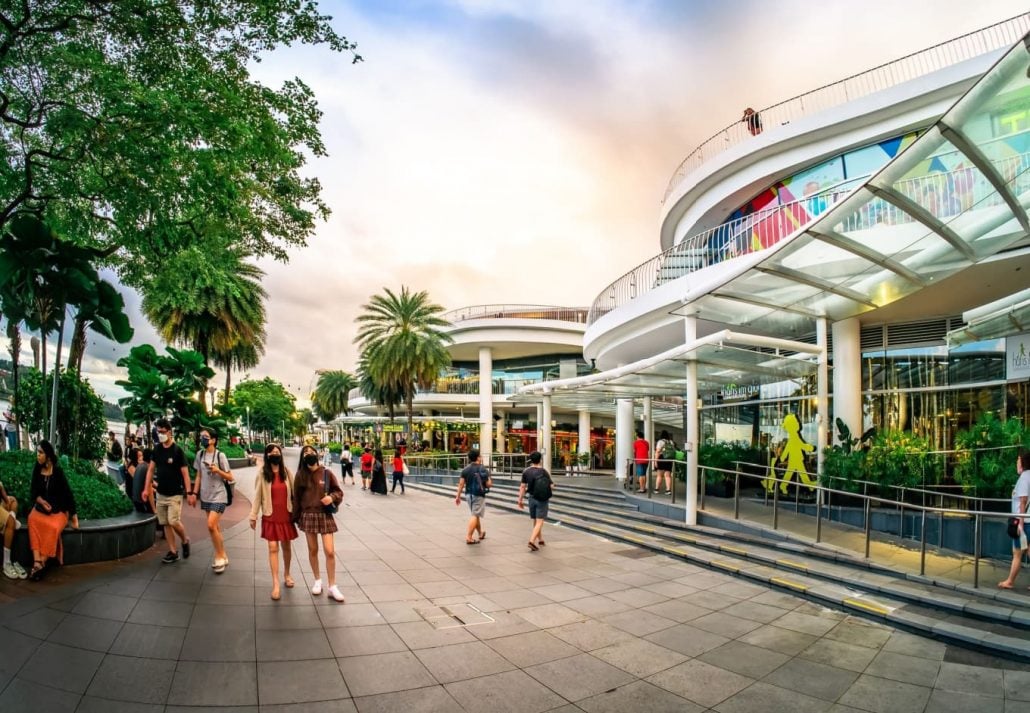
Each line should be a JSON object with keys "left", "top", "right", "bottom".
{"left": 311, "top": 579, "right": 323, "bottom": 596}
{"left": 13, "top": 561, "right": 26, "bottom": 579}
{"left": 328, "top": 585, "right": 345, "bottom": 602}
{"left": 3, "top": 562, "right": 18, "bottom": 580}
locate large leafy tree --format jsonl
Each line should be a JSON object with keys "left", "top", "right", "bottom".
{"left": 355, "top": 287, "right": 452, "bottom": 435}
{"left": 13, "top": 367, "right": 106, "bottom": 460}
{"left": 115, "top": 344, "right": 215, "bottom": 439}
{"left": 0, "top": 2, "right": 361, "bottom": 290}
{"left": 230, "top": 377, "right": 296, "bottom": 442}
{"left": 312, "top": 369, "right": 356, "bottom": 422}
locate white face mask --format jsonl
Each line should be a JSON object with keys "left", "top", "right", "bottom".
{"left": 158, "top": 432, "right": 170, "bottom": 443}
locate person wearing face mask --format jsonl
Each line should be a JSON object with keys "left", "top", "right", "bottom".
{"left": 143, "top": 418, "right": 194, "bottom": 564}
{"left": 249, "top": 444, "right": 298, "bottom": 600}
{"left": 293, "top": 445, "right": 345, "bottom": 602}
{"left": 194, "top": 428, "right": 234, "bottom": 573}
{"left": 27, "top": 440, "right": 79, "bottom": 580}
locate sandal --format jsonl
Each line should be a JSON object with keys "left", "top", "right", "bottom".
{"left": 284, "top": 576, "right": 295, "bottom": 588}
{"left": 479, "top": 532, "right": 486, "bottom": 541}
{"left": 527, "top": 541, "right": 539, "bottom": 551}
{"left": 537, "top": 540, "right": 546, "bottom": 546}
{"left": 466, "top": 539, "right": 479, "bottom": 545}
{"left": 29, "top": 562, "right": 45, "bottom": 581}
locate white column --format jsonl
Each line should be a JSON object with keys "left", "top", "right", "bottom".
{"left": 816, "top": 317, "right": 829, "bottom": 477}
{"left": 496, "top": 417, "right": 505, "bottom": 454}
{"left": 478, "top": 346, "right": 493, "bottom": 465}
{"left": 832, "top": 317, "right": 862, "bottom": 445}
{"left": 541, "top": 394, "right": 553, "bottom": 473}
{"left": 577, "top": 409, "right": 591, "bottom": 467}
{"left": 643, "top": 396, "right": 654, "bottom": 478}
{"left": 615, "top": 398, "right": 634, "bottom": 481}
{"left": 685, "top": 315, "right": 699, "bottom": 526}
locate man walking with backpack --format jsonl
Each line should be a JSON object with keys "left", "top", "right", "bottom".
{"left": 518, "top": 451, "right": 553, "bottom": 551}
{"left": 455, "top": 450, "right": 491, "bottom": 545}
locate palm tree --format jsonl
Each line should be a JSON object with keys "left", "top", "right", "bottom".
{"left": 312, "top": 370, "right": 356, "bottom": 422}
{"left": 355, "top": 286, "right": 452, "bottom": 435}
{"left": 142, "top": 249, "right": 266, "bottom": 411}
{"left": 212, "top": 338, "right": 264, "bottom": 406}
{"left": 355, "top": 353, "right": 404, "bottom": 422}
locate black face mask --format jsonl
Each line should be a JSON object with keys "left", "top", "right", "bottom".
{"left": 267, "top": 454, "right": 282, "bottom": 465}
{"left": 303, "top": 454, "right": 318, "bottom": 467}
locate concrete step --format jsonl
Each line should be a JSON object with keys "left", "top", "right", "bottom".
{"left": 408, "top": 480, "right": 1030, "bottom": 660}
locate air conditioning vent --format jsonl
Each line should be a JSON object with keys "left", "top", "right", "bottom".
{"left": 860, "top": 325, "right": 884, "bottom": 350}
{"left": 886, "top": 319, "right": 948, "bottom": 347}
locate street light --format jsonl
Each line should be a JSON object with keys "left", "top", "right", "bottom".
{"left": 246, "top": 406, "right": 251, "bottom": 447}
{"left": 208, "top": 386, "right": 217, "bottom": 412}
{"left": 281, "top": 419, "right": 286, "bottom": 446}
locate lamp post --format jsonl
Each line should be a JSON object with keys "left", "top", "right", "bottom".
{"left": 246, "top": 406, "right": 251, "bottom": 448}
{"left": 207, "top": 386, "right": 217, "bottom": 412}
{"left": 281, "top": 419, "right": 286, "bottom": 447}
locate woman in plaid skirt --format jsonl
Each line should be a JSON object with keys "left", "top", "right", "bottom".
{"left": 293, "top": 445, "right": 345, "bottom": 602}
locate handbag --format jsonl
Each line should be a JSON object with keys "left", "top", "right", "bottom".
{"left": 322, "top": 468, "right": 338, "bottom": 515}
{"left": 1008, "top": 517, "right": 1021, "bottom": 540}
{"left": 402, "top": 462, "right": 410, "bottom": 476}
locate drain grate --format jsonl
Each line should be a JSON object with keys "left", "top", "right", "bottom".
{"left": 416, "top": 602, "right": 495, "bottom": 630}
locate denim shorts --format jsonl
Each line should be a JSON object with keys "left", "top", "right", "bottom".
{"left": 528, "top": 497, "right": 549, "bottom": 520}
{"left": 635, "top": 463, "right": 648, "bottom": 477}
{"left": 1013, "top": 530, "right": 1028, "bottom": 551}
{"left": 201, "top": 500, "right": 227, "bottom": 514}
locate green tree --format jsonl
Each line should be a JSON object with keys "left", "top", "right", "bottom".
{"left": 355, "top": 353, "right": 404, "bottom": 422}
{"left": 312, "top": 370, "right": 356, "bottom": 422}
{"left": 115, "top": 344, "right": 214, "bottom": 438}
{"left": 355, "top": 287, "right": 452, "bottom": 434}
{"left": 230, "top": 378, "right": 296, "bottom": 442}
{"left": 0, "top": 2, "right": 360, "bottom": 291}
{"left": 13, "top": 368, "right": 105, "bottom": 460}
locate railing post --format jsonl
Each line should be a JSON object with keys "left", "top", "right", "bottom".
{"left": 973, "top": 513, "right": 982, "bottom": 589}
{"left": 920, "top": 509, "right": 928, "bottom": 576}
{"left": 772, "top": 482, "right": 779, "bottom": 531}
{"left": 734, "top": 465, "right": 741, "bottom": 520}
{"left": 795, "top": 483, "right": 801, "bottom": 514}
{"left": 864, "top": 499, "right": 871, "bottom": 558}
{"left": 699, "top": 467, "right": 706, "bottom": 512}
{"left": 647, "top": 459, "right": 652, "bottom": 500}
{"left": 815, "top": 488, "right": 823, "bottom": 543}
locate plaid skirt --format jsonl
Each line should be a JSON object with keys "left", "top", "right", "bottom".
{"left": 298, "top": 510, "right": 337, "bottom": 534}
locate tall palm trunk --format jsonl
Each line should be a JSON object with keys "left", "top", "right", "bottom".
{"left": 68, "top": 313, "right": 88, "bottom": 378}
{"left": 406, "top": 389, "right": 414, "bottom": 440}
{"left": 224, "top": 364, "right": 231, "bottom": 405}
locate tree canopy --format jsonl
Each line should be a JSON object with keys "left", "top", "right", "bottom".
{"left": 231, "top": 377, "right": 297, "bottom": 440}
{"left": 0, "top": 1, "right": 360, "bottom": 288}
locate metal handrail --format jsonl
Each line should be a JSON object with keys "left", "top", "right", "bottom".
{"left": 589, "top": 142, "right": 1030, "bottom": 325}
{"left": 443, "top": 304, "right": 589, "bottom": 324}
{"left": 661, "top": 12, "right": 1030, "bottom": 202}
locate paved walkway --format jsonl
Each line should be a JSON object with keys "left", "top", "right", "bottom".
{"left": 0, "top": 451, "right": 1027, "bottom": 712}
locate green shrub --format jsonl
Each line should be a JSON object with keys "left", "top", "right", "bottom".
{"left": 220, "top": 443, "right": 246, "bottom": 459}
{"left": 822, "top": 448, "right": 866, "bottom": 492}
{"left": 327, "top": 441, "right": 343, "bottom": 454}
{"left": 0, "top": 450, "right": 131, "bottom": 520}
{"left": 249, "top": 441, "right": 265, "bottom": 452}
{"left": 954, "top": 413, "right": 1029, "bottom": 498}
{"left": 350, "top": 445, "right": 364, "bottom": 458}
{"left": 697, "top": 442, "right": 763, "bottom": 483}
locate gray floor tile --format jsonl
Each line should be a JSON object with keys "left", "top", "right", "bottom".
{"left": 485, "top": 630, "right": 581, "bottom": 667}
{"left": 925, "top": 689, "right": 1004, "bottom": 713}
{"left": 737, "top": 624, "right": 817, "bottom": 656}
{"left": 642, "top": 598, "right": 712, "bottom": 623}
{"left": 837, "top": 674, "right": 931, "bottom": 713}
{"left": 714, "top": 681, "right": 833, "bottom": 713}
{"left": 799, "top": 638, "right": 879, "bottom": 673}
{"left": 561, "top": 595, "right": 626, "bottom": 618}
{"left": 374, "top": 601, "right": 429, "bottom": 624}
{"left": 326, "top": 624, "right": 408, "bottom": 658}
{"left": 195, "top": 584, "right": 255, "bottom": 606}
{"left": 763, "top": 658, "right": 859, "bottom": 701}
{"left": 85, "top": 654, "right": 176, "bottom": 704}
{"left": 109, "top": 623, "right": 186, "bottom": 660}
{"left": 255, "top": 605, "right": 323, "bottom": 630}
{"left": 257, "top": 628, "right": 333, "bottom": 661}
{"left": 531, "top": 583, "right": 595, "bottom": 603}
{"left": 0, "top": 629, "right": 42, "bottom": 677}
{"left": 179, "top": 625, "right": 256, "bottom": 662}
{"left": 605, "top": 586, "right": 668, "bottom": 607}
{"left": 689, "top": 611, "right": 763, "bottom": 639}
{"left": 48, "top": 613, "right": 123, "bottom": 652}
{"left": 678, "top": 590, "right": 739, "bottom": 611}
{"left": 601, "top": 609, "right": 677, "bottom": 636}
{"left": 338, "top": 651, "right": 436, "bottom": 698}
{"left": 9, "top": 607, "right": 67, "bottom": 639}
{"left": 772, "top": 611, "right": 840, "bottom": 637}
{"left": 257, "top": 658, "right": 348, "bottom": 705}
{"left": 359, "top": 583, "right": 422, "bottom": 602}
{"left": 190, "top": 603, "right": 257, "bottom": 630}
{"left": 0, "top": 677, "right": 80, "bottom": 713}
{"left": 864, "top": 650, "right": 941, "bottom": 686}
{"left": 167, "top": 660, "right": 259, "bottom": 706}
{"left": 698, "top": 640, "right": 791, "bottom": 678}
{"left": 263, "top": 701, "right": 357, "bottom": 713}
{"left": 577, "top": 680, "right": 704, "bottom": 713}
{"left": 391, "top": 620, "right": 476, "bottom": 650}
{"left": 76, "top": 695, "right": 165, "bottom": 712}
{"left": 575, "top": 577, "right": 632, "bottom": 595}
{"left": 514, "top": 603, "right": 588, "bottom": 629}
{"left": 823, "top": 618, "right": 892, "bottom": 649}
{"left": 414, "top": 640, "right": 516, "bottom": 683}
{"left": 486, "top": 588, "right": 552, "bottom": 609}
{"left": 644, "top": 623, "right": 730, "bottom": 658}
{"left": 444, "top": 669, "right": 566, "bottom": 713}
{"left": 1005, "top": 670, "right": 1030, "bottom": 702}
{"left": 646, "top": 658, "right": 754, "bottom": 709}
{"left": 935, "top": 661, "right": 1005, "bottom": 696}
{"left": 590, "top": 637, "right": 688, "bottom": 677}
{"left": 128, "top": 599, "right": 194, "bottom": 628}
{"left": 353, "top": 685, "right": 463, "bottom": 713}
{"left": 319, "top": 603, "right": 388, "bottom": 628}
{"left": 547, "top": 620, "right": 635, "bottom": 651}
{"left": 467, "top": 610, "right": 538, "bottom": 640}
{"left": 140, "top": 580, "right": 200, "bottom": 604}
{"left": 881, "top": 631, "right": 947, "bottom": 661}
{"left": 72, "top": 592, "right": 138, "bottom": 622}
{"left": 412, "top": 580, "right": 475, "bottom": 599}
{"left": 18, "top": 641, "right": 104, "bottom": 693}
{"left": 720, "top": 601, "right": 791, "bottom": 624}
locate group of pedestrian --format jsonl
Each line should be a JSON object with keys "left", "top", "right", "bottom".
{"left": 453, "top": 449, "right": 554, "bottom": 551}
{"left": 632, "top": 430, "right": 677, "bottom": 495}
{"left": 351, "top": 443, "right": 407, "bottom": 495}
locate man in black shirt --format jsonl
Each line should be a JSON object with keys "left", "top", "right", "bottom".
{"left": 143, "top": 418, "right": 194, "bottom": 563}
{"left": 518, "top": 451, "right": 554, "bottom": 552}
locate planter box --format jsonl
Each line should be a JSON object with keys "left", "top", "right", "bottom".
{"left": 10, "top": 510, "right": 157, "bottom": 568}
{"left": 704, "top": 479, "right": 736, "bottom": 498}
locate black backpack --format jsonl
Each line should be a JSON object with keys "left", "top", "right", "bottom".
{"left": 467, "top": 465, "right": 490, "bottom": 497}
{"left": 529, "top": 468, "right": 553, "bottom": 501}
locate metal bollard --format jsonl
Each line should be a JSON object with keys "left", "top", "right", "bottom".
{"left": 973, "top": 514, "right": 982, "bottom": 589}
{"left": 920, "top": 509, "right": 927, "bottom": 576}
{"left": 772, "top": 483, "right": 780, "bottom": 530}
{"left": 734, "top": 470, "right": 741, "bottom": 520}
{"left": 864, "top": 499, "right": 871, "bottom": 558}
{"left": 815, "top": 488, "right": 823, "bottom": 543}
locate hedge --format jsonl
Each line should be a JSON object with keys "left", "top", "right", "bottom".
{"left": 0, "top": 451, "right": 132, "bottom": 520}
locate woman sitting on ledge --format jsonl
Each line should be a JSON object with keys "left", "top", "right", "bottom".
{"left": 28, "top": 440, "right": 79, "bottom": 580}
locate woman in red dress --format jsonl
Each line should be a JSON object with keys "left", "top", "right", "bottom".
{"left": 249, "top": 443, "right": 298, "bottom": 600}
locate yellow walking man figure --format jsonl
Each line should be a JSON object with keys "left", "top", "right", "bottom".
{"left": 765, "top": 413, "right": 816, "bottom": 495}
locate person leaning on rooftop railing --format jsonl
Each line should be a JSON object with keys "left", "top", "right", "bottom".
{"left": 742, "top": 107, "right": 762, "bottom": 136}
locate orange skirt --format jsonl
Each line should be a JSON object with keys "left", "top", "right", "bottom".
{"left": 28, "top": 509, "right": 69, "bottom": 563}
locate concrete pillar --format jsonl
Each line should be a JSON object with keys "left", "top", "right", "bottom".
{"left": 478, "top": 346, "right": 493, "bottom": 465}
{"left": 643, "top": 396, "right": 654, "bottom": 477}
{"left": 832, "top": 317, "right": 862, "bottom": 446}
{"left": 685, "top": 315, "right": 699, "bottom": 526}
{"left": 496, "top": 416, "right": 505, "bottom": 455}
{"left": 816, "top": 317, "right": 829, "bottom": 477}
{"left": 615, "top": 398, "right": 634, "bottom": 481}
{"left": 541, "top": 394, "right": 553, "bottom": 473}
{"left": 577, "top": 409, "right": 591, "bottom": 470}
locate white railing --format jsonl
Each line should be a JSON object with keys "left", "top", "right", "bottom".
{"left": 662, "top": 13, "right": 1030, "bottom": 203}
{"left": 443, "top": 304, "right": 589, "bottom": 324}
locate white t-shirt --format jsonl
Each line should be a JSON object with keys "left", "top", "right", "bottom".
{"left": 340, "top": 450, "right": 352, "bottom": 463}
{"left": 1012, "top": 469, "right": 1030, "bottom": 515}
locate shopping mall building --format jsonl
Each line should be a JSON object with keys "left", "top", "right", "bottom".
{"left": 352, "top": 16, "right": 1030, "bottom": 522}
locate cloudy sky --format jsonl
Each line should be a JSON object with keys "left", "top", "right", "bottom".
{"left": 29, "top": 0, "right": 1030, "bottom": 408}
